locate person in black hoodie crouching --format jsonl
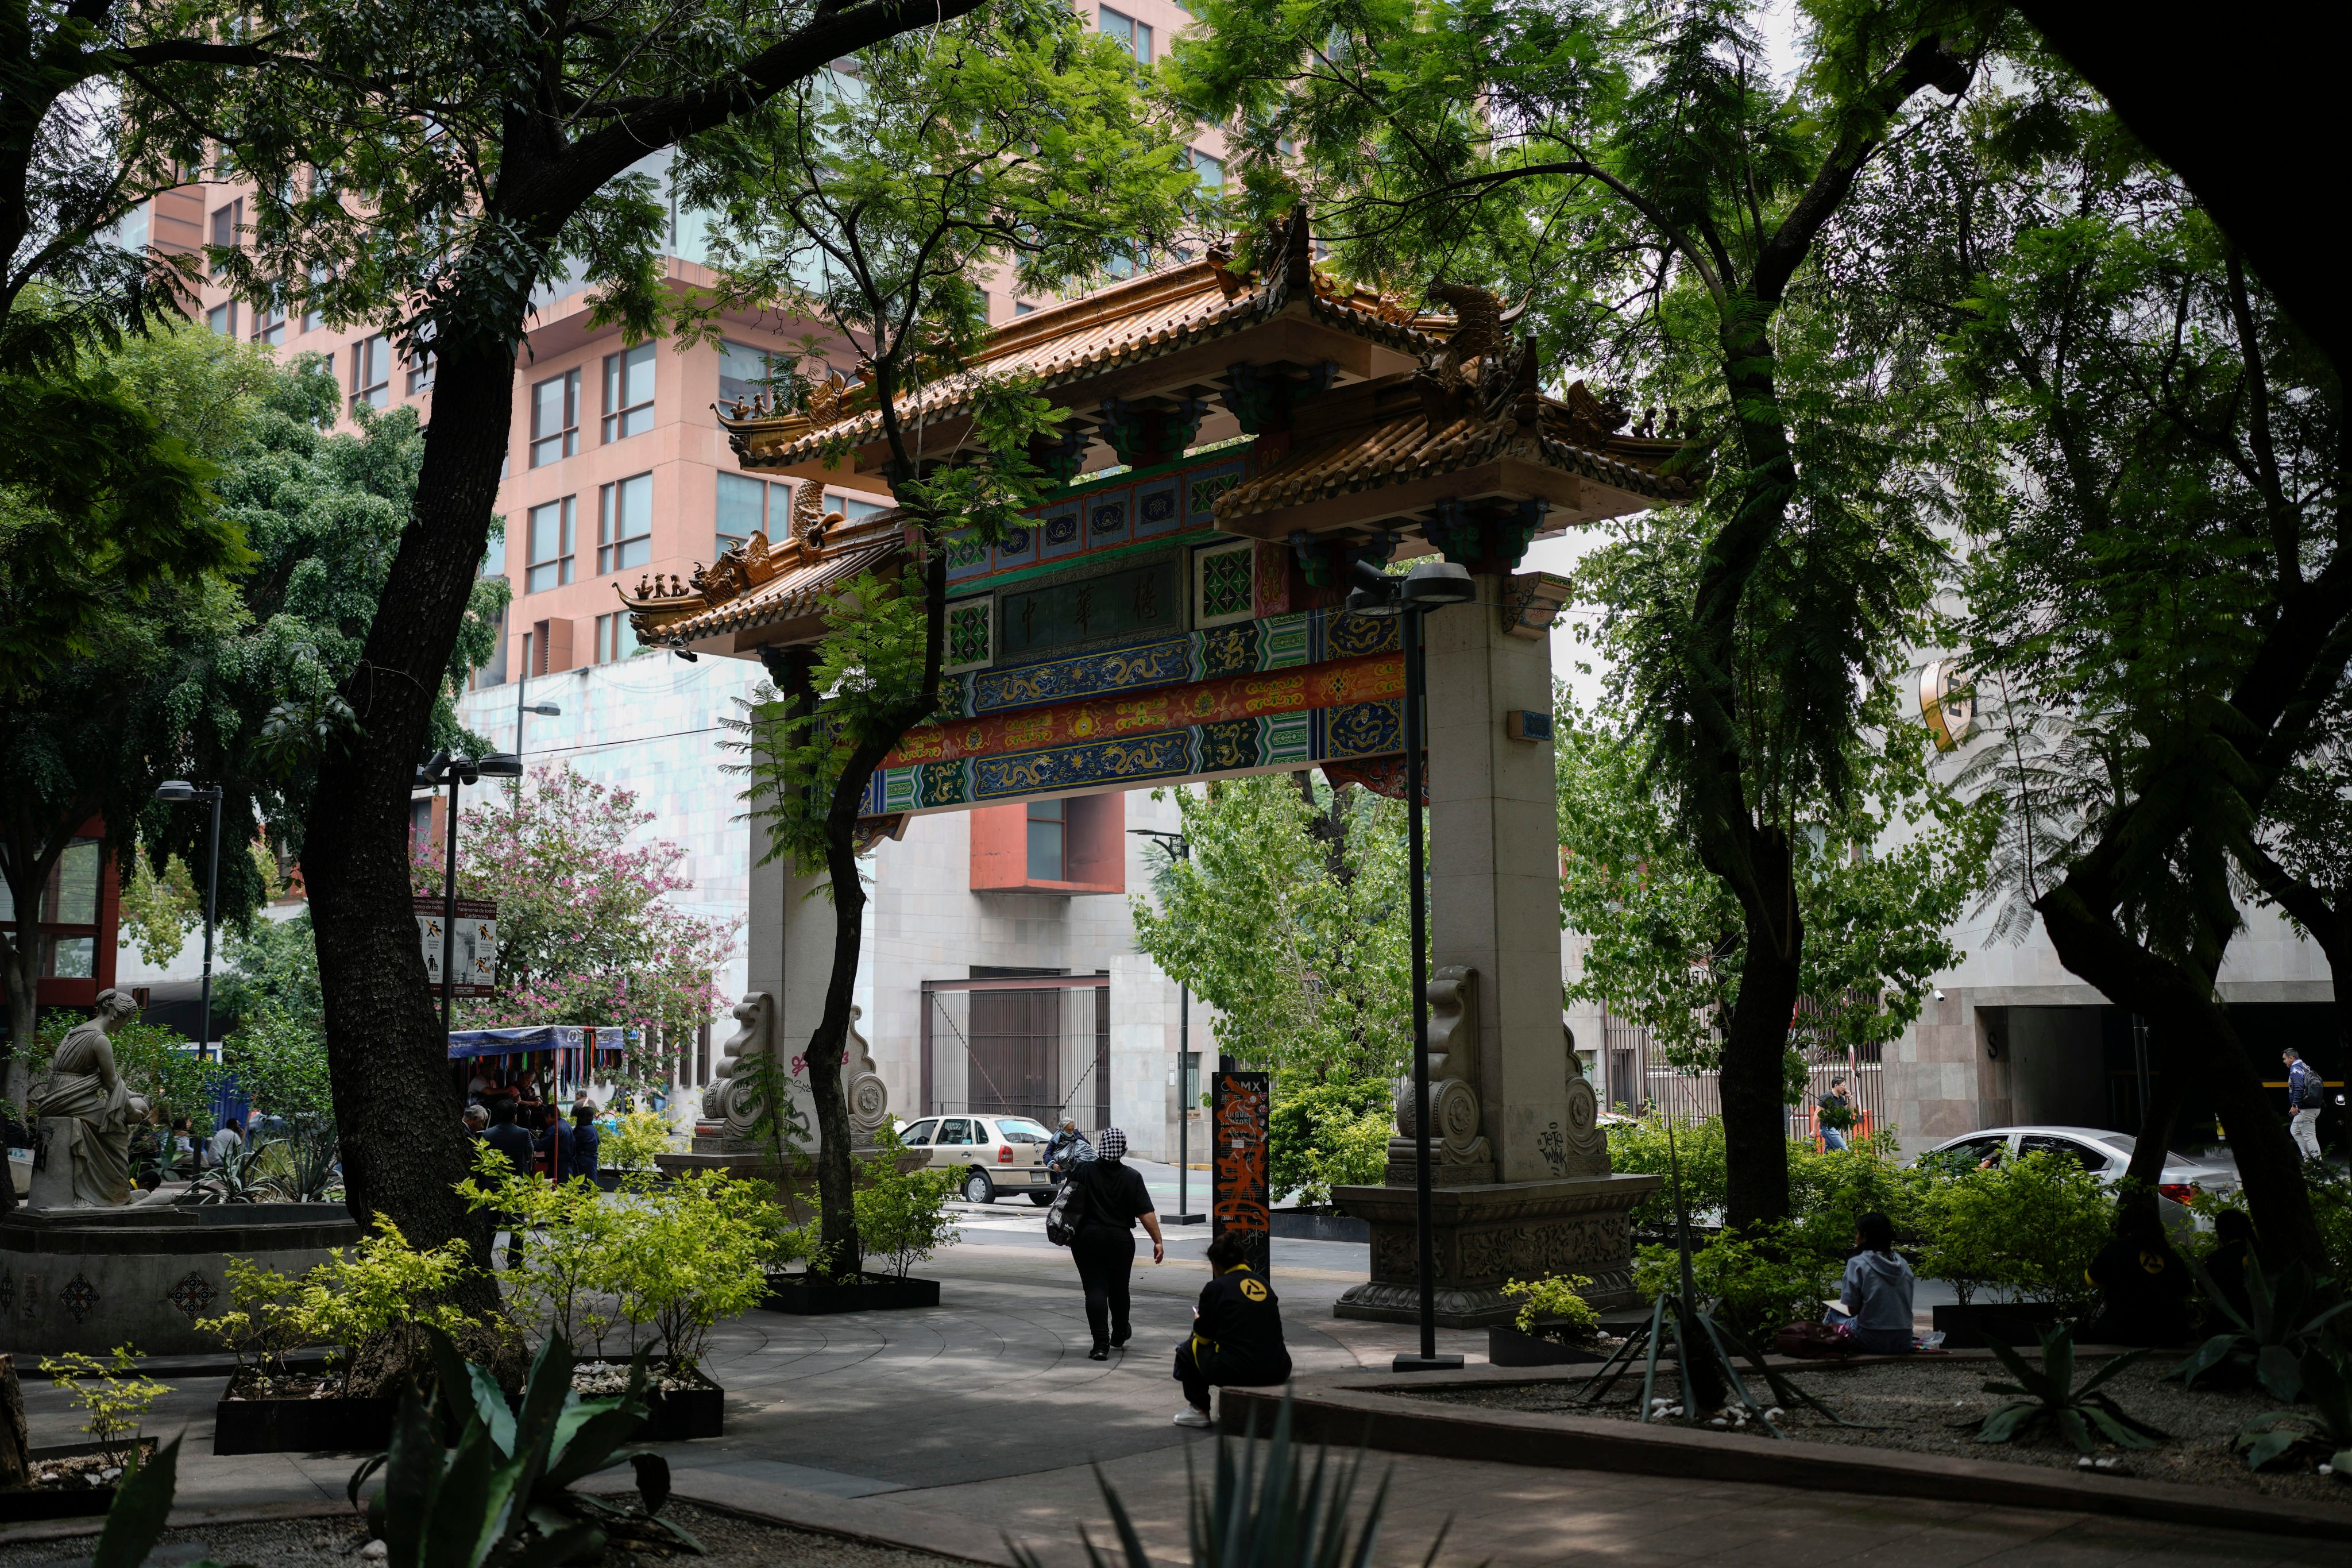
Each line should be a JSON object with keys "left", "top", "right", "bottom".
{"left": 1173, "top": 1230, "right": 1292, "bottom": 1428}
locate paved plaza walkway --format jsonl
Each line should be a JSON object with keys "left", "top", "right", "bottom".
{"left": 10, "top": 1165, "right": 2339, "bottom": 1566}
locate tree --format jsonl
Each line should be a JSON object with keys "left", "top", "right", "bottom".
{"left": 1131, "top": 775, "right": 1412, "bottom": 1087}
{"left": 1130, "top": 774, "right": 1412, "bottom": 1203}
{"left": 1555, "top": 685, "right": 1992, "bottom": 1106}
{"left": 2, "top": 325, "right": 495, "bottom": 1100}
{"left": 694, "top": 9, "right": 1192, "bottom": 1272}
{"left": 1172, "top": 0, "right": 1992, "bottom": 1229}
{"left": 1911, "top": 68, "right": 2352, "bottom": 1260}
{"left": 138, "top": 0, "right": 1002, "bottom": 1292}
{"left": 411, "top": 764, "right": 739, "bottom": 1086}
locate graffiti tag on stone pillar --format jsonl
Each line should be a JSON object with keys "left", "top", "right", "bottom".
{"left": 1212, "top": 1071, "right": 1271, "bottom": 1279}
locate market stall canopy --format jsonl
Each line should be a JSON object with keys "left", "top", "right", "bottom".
{"left": 447, "top": 1025, "right": 628, "bottom": 1060}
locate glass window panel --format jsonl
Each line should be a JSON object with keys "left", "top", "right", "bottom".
{"left": 531, "top": 369, "right": 579, "bottom": 466}
{"left": 207, "top": 302, "right": 235, "bottom": 337}
{"left": 1191, "top": 149, "right": 1224, "bottom": 187}
{"left": 718, "top": 340, "right": 775, "bottom": 409}
{"left": 49, "top": 839, "right": 100, "bottom": 924}
{"left": 831, "top": 495, "right": 888, "bottom": 520}
{"left": 716, "top": 472, "right": 767, "bottom": 551}
{"left": 604, "top": 342, "right": 656, "bottom": 440}
{"left": 527, "top": 497, "right": 574, "bottom": 593}
{"left": 1027, "top": 800, "right": 1065, "bottom": 881}
{"left": 43, "top": 936, "right": 96, "bottom": 980}
{"left": 901, "top": 1119, "right": 939, "bottom": 1145}
{"left": 598, "top": 472, "right": 652, "bottom": 575}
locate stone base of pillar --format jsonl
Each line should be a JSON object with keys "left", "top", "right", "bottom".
{"left": 1330, "top": 1172, "right": 1660, "bottom": 1327}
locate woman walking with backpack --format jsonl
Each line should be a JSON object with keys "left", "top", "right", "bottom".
{"left": 1051, "top": 1127, "right": 1164, "bottom": 1360}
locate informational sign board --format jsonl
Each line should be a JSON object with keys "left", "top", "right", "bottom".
{"left": 1211, "top": 1071, "right": 1272, "bottom": 1280}
{"left": 415, "top": 895, "right": 498, "bottom": 998}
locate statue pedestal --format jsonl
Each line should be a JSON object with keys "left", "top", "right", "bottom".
{"left": 26, "top": 1118, "right": 81, "bottom": 1211}
{"left": 1331, "top": 1172, "right": 1659, "bottom": 1327}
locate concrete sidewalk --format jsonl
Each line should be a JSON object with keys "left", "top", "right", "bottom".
{"left": 11, "top": 1202, "right": 2336, "bottom": 1566}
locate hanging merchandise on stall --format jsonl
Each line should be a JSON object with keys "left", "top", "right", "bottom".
{"left": 416, "top": 895, "right": 499, "bottom": 997}
{"left": 1212, "top": 1071, "right": 1272, "bottom": 1280}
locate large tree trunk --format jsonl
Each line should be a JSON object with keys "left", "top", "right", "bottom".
{"left": 2038, "top": 884, "right": 2324, "bottom": 1265}
{"left": 300, "top": 333, "right": 516, "bottom": 1300}
{"left": 1715, "top": 828, "right": 1801, "bottom": 1234}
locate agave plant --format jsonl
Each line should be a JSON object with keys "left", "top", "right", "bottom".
{"left": 1008, "top": 1397, "right": 1454, "bottom": 1568}
{"left": 345, "top": 1330, "right": 698, "bottom": 1567}
{"left": 1977, "top": 1324, "right": 2166, "bottom": 1455}
{"left": 184, "top": 1141, "right": 279, "bottom": 1204}
{"left": 2176, "top": 1255, "right": 2351, "bottom": 1402}
{"left": 2235, "top": 1344, "right": 2352, "bottom": 1476}
{"left": 265, "top": 1115, "right": 343, "bottom": 1203}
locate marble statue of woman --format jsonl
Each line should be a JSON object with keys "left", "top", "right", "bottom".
{"left": 28, "top": 987, "right": 139, "bottom": 1207}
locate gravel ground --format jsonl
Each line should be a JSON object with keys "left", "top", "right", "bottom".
{"left": 0, "top": 1502, "right": 971, "bottom": 1568}
{"left": 1403, "top": 1355, "right": 2352, "bottom": 1507}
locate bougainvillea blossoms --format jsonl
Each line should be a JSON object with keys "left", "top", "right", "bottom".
{"left": 411, "top": 764, "right": 739, "bottom": 1085}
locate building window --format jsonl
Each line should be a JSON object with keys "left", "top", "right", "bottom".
{"left": 302, "top": 265, "right": 329, "bottom": 332}
{"left": 0, "top": 837, "right": 102, "bottom": 978}
{"left": 944, "top": 595, "right": 993, "bottom": 673}
{"left": 602, "top": 341, "right": 655, "bottom": 441}
{"left": 598, "top": 472, "right": 652, "bottom": 576}
{"left": 1099, "top": 7, "right": 1151, "bottom": 62}
{"left": 208, "top": 198, "right": 242, "bottom": 258}
{"left": 352, "top": 332, "right": 392, "bottom": 410}
{"left": 531, "top": 368, "right": 581, "bottom": 467}
{"left": 1026, "top": 798, "right": 1065, "bottom": 882}
{"left": 527, "top": 496, "right": 576, "bottom": 593}
{"left": 593, "top": 612, "right": 639, "bottom": 663}
{"left": 1014, "top": 301, "right": 1036, "bottom": 316}
{"left": 832, "top": 494, "right": 888, "bottom": 520}
{"left": 1191, "top": 149, "right": 1224, "bottom": 188}
{"left": 716, "top": 471, "right": 786, "bottom": 553}
{"left": 252, "top": 299, "right": 286, "bottom": 346}
{"left": 718, "top": 339, "right": 779, "bottom": 409}
{"left": 406, "top": 350, "right": 434, "bottom": 395}
{"left": 1195, "top": 539, "right": 1256, "bottom": 627}
{"left": 206, "top": 302, "right": 237, "bottom": 337}
{"left": 409, "top": 798, "right": 433, "bottom": 852}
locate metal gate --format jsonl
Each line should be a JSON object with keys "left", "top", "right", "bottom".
{"left": 920, "top": 973, "right": 1110, "bottom": 1131}
{"left": 1600, "top": 1005, "right": 1888, "bottom": 1143}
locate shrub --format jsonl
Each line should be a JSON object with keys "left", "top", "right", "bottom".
{"left": 1920, "top": 1150, "right": 2111, "bottom": 1314}
{"left": 1633, "top": 1222, "right": 1835, "bottom": 1343}
{"left": 40, "top": 1347, "right": 170, "bottom": 1472}
{"left": 853, "top": 1138, "right": 961, "bottom": 1280}
{"left": 198, "top": 1257, "right": 312, "bottom": 1382}
{"left": 1268, "top": 1075, "right": 1392, "bottom": 1205}
{"left": 1606, "top": 1113, "right": 1728, "bottom": 1231}
{"left": 1501, "top": 1274, "right": 1603, "bottom": 1342}
{"left": 300, "top": 1218, "right": 478, "bottom": 1392}
{"left": 1786, "top": 1131, "right": 1933, "bottom": 1257}
{"left": 461, "top": 1143, "right": 617, "bottom": 1354}
{"left": 603, "top": 1109, "right": 676, "bottom": 1172}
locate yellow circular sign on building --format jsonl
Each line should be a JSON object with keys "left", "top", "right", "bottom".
{"left": 1238, "top": 1278, "right": 1268, "bottom": 1302}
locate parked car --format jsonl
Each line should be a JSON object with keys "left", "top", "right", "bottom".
{"left": 897, "top": 1113, "right": 1057, "bottom": 1204}
{"left": 1920, "top": 1125, "right": 2237, "bottom": 1229}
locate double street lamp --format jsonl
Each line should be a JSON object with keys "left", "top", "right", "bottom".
{"left": 1345, "top": 557, "right": 1476, "bottom": 1373}
{"left": 153, "top": 780, "right": 225, "bottom": 1061}
{"left": 415, "top": 751, "right": 523, "bottom": 1029}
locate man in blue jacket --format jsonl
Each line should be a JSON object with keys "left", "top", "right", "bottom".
{"left": 2285, "top": 1046, "right": 2324, "bottom": 1163}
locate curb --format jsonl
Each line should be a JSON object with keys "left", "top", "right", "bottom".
{"left": 1221, "top": 1366, "right": 2352, "bottom": 1543}
{"left": 0, "top": 1499, "right": 357, "bottom": 1548}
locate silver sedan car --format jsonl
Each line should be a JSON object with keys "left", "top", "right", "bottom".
{"left": 1922, "top": 1125, "right": 2238, "bottom": 1228}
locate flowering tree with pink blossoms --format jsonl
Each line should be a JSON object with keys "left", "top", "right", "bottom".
{"left": 411, "top": 764, "right": 739, "bottom": 1088}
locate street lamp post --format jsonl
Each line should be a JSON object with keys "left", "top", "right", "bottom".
{"left": 512, "top": 679, "right": 559, "bottom": 820}
{"left": 153, "top": 781, "right": 225, "bottom": 1061}
{"left": 1130, "top": 826, "right": 1204, "bottom": 1224}
{"left": 415, "top": 752, "right": 523, "bottom": 1030}
{"left": 1346, "top": 557, "right": 1476, "bottom": 1373}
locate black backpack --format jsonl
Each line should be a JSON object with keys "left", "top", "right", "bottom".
{"left": 1046, "top": 1167, "right": 1082, "bottom": 1247}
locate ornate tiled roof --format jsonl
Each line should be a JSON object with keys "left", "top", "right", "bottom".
{"left": 717, "top": 208, "right": 1446, "bottom": 471}
{"left": 1215, "top": 364, "right": 1688, "bottom": 524}
{"left": 623, "top": 511, "right": 906, "bottom": 646}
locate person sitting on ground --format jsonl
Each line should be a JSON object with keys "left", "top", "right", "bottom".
{"left": 2084, "top": 1202, "right": 2195, "bottom": 1346}
{"left": 1822, "top": 1211, "right": 1915, "bottom": 1354}
{"left": 2203, "top": 1209, "right": 2260, "bottom": 1325}
{"left": 567, "top": 1104, "right": 601, "bottom": 1181}
{"left": 1173, "top": 1229, "right": 1293, "bottom": 1428}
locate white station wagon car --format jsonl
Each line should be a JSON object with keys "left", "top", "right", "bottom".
{"left": 1922, "top": 1125, "right": 2237, "bottom": 1227}
{"left": 897, "top": 1114, "right": 1057, "bottom": 1204}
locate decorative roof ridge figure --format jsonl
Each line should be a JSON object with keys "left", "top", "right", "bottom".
{"left": 1413, "top": 282, "right": 1525, "bottom": 435}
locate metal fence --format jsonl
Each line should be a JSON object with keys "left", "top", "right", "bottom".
{"left": 920, "top": 974, "right": 1110, "bottom": 1131}
{"left": 1600, "top": 1003, "right": 1888, "bottom": 1144}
